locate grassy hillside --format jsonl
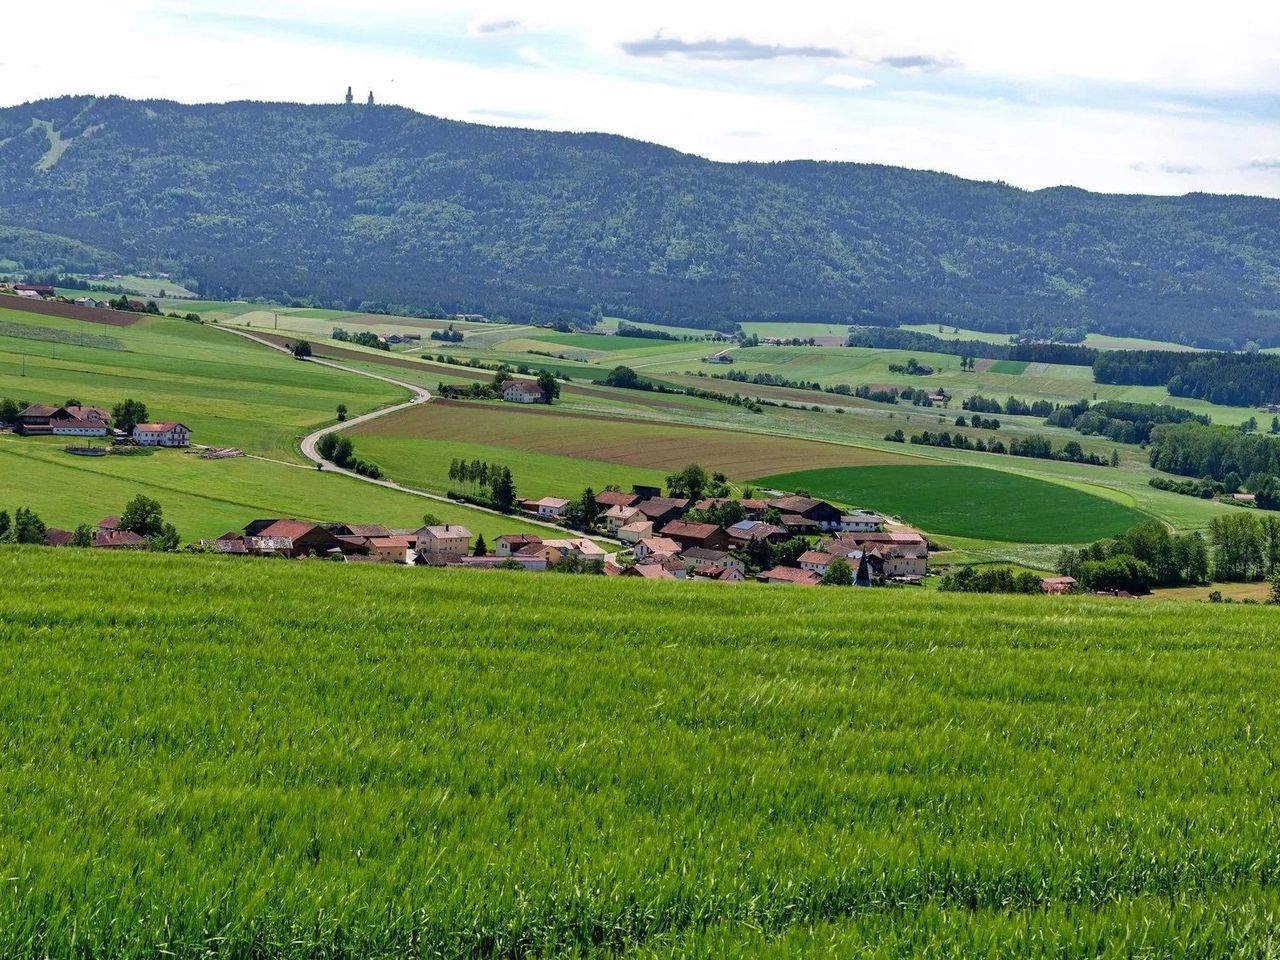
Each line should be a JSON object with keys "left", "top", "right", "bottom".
{"left": 0, "top": 305, "right": 547, "bottom": 539}
{"left": 2, "top": 546, "right": 1279, "bottom": 957}
{"left": 2, "top": 95, "right": 1279, "bottom": 346}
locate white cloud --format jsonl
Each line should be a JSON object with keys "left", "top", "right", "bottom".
{"left": 824, "top": 74, "right": 876, "bottom": 90}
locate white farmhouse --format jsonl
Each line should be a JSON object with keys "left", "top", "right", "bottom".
{"left": 133, "top": 422, "right": 191, "bottom": 447}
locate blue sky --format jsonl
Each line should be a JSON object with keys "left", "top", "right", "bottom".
{"left": 10, "top": 0, "right": 1280, "bottom": 196}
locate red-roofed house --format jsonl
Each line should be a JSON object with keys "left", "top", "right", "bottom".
{"left": 133, "top": 422, "right": 191, "bottom": 447}
{"left": 659, "top": 520, "right": 730, "bottom": 551}
{"left": 93, "top": 529, "right": 146, "bottom": 549}
{"left": 595, "top": 491, "right": 641, "bottom": 510}
{"left": 251, "top": 519, "right": 344, "bottom": 558}
{"left": 495, "top": 534, "right": 542, "bottom": 557}
{"left": 757, "top": 566, "right": 821, "bottom": 586}
{"left": 798, "top": 550, "right": 836, "bottom": 576}
{"left": 634, "top": 536, "right": 681, "bottom": 561}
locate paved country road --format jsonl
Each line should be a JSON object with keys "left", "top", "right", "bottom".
{"left": 214, "top": 325, "right": 605, "bottom": 538}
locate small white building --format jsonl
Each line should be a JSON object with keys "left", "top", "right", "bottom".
{"left": 617, "top": 520, "right": 653, "bottom": 544}
{"left": 133, "top": 422, "right": 191, "bottom": 447}
{"left": 503, "top": 380, "right": 546, "bottom": 403}
{"left": 52, "top": 419, "right": 108, "bottom": 438}
{"left": 532, "top": 496, "right": 568, "bottom": 518}
{"left": 838, "top": 510, "right": 888, "bottom": 533}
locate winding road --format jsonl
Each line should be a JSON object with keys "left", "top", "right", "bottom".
{"left": 215, "top": 325, "right": 604, "bottom": 537}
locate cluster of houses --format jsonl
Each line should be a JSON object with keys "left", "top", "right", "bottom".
{"left": 35, "top": 487, "right": 930, "bottom": 588}
{"left": 190, "top": 519, "right": 608, "bottom": 568}
{"left": 7, "top": 403, "right": 190, "bottom": 447}
{"left": 516, "top": 488, "right": 929, "bottom": 585}
{"left": 44, "top": 516, "right": 152, "bottom": 549}
{"left": 0, "top": 282, "right": 131, "bottom": 310}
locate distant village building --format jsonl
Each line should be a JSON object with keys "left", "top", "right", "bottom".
{"left": 415, "top": 524, "right": 471, "bottom": 561}
{"left": 15, "top": 403, "right": 109, "bottom": 437}
{"left": 133, "top": 422, "right": 191, "bottom": 447}
{"left": 502, "top": 380, "right": 546, "bottom": 404}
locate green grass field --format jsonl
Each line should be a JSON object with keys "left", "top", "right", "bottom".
{"left": 0, "top": 308, "right": 404, "bottom": 460}
{"left": 2, "top": 546, "right": 1279, "bottom": 957}
{"left": 0, "top": 305, "right": 557, "bottom": 540}
{"left": 758, "top": 464, "right": 1149, "bottom": 542}
{"left": 0, "top": 438, "right": 547, "bottom": 541}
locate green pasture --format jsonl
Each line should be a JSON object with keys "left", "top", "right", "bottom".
{"left": 758, "top": 463, "right": 1149, "bottom": 543}
{"left": 0, "top": 438, "right": 546, "bottom": 541}
{"left": 2, "top": 547, "right": 1280, "bottom": 955}
{"left": 645, "top": 343, "right": 1260, "bottom": 426}
{"left": 350, "top": 435, "right": 670, "bottom": 500}
{"left": 0, "top": 308, "right": 405, "bottom": 459}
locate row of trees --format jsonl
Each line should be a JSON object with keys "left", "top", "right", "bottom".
{"left": 893, "top": 430, "right": 1116, "bottom": 466}
{"left": 331, "top": 328, "right": 390, "bottom": 351}
{"left": 1147, "top": 422, "right": 1280, "bottom": 501}
{"left": 962, "top": 394, "right": 1057, "bottom": 418}
{"left": 1056, "top": 521, "right": 1213, "bottom": 593}
{"left": 1050, "top": 399, "right": 1209, "bottom": 446}
{"left": 446, "top": 458, "right": 517, "bottom": 512}
{"left": 1093, "top": 350, "right": 1280, "bottom": 408}
{"left": 316, "top": 433, "right": 381, "bottom": 478}
{"left": 940, "top": 566, "right": 1044, "bottom": 593}
{"left": 844, "top": 328, "right": 1100, "bottom": 366}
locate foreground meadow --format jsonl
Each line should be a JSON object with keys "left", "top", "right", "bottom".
{"left": 2, "top": 548, "right": 1279, "bottom": 957}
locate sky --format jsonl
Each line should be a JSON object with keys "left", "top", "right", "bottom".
{"left": 7, "top": 0, "right": 1280, "bottom": 197}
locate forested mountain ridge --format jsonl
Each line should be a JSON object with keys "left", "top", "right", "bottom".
{"left": 1, "top": 94, "right": 1278, "bottom": 346}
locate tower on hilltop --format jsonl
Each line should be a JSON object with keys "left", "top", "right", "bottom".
{"left": 367, "top": 90, "right": 374, "bottom": 106}
{"left": 344, "top": 86, "right": 353, "bottom": 105}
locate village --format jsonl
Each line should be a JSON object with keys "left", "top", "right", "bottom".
{"left": 20, "top": 487, "right": 931, "bottom": 586}
{"left": 194, "top": 485, "right": 932, "bottom": 586}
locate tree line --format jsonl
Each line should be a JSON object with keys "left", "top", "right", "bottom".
{"left": 845, "top": 328, "right": 1100, "bottom": 366}
{"left": 1056, "top": 521, "right": 1210, "bottom": 594}
{"left": 1093, "top": 350, "right": 1280, "bottom": 407}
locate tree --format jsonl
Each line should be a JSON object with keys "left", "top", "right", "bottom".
{"left": 0, "top": 510, "right": 8, "bottom": 540}
{"left": 666, "top": 464, "right": 710, "bottom": 501}
{"left": 577, "top": 487, "right": 601, "bottom": 529}
{"left": 536, "top": 370, "right": 559, "bottom": 403}
{"left": 292, "top": 340, "right": 312, "bottom": 360}
{"left": 336, "top": 403, "right": 347, "bottom": 422}
{"left": 492, "top": 467, "right": 517, "bottom": 513}
{"left": 1208, "top": 513, "right": 1264, "bottom": 582}
{"left": 421, "top": 512, "right": 442, "bottom": 527}
{"left": 72, "top": 523, "right": 93, "bottom": 547}
{"left": 821, "top": 557, "right": 854, "bottom": 585}
{"left": 1110, "top": 450, "right": 1120, "bottom": 468}
{"left": 111, "top": 398, "right": 148, "bottom": 433}
{"left": 473, "top": 533, "right": 488, "bottom": 557}
{"left": 11, "top": 507, "right": 46, "bottom": 544}
{"left": 119, "top": 495, "right": 165, "bottom": 538}
{"left": 148, "top": 522, "right": 181, "bottom": 552}
{"left": 1268, "top": 571, "right": 1280, "bottom": 605}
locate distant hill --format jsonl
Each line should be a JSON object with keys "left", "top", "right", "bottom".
{"left": 1, "top": 94, "right": 1278, "bottom": 347}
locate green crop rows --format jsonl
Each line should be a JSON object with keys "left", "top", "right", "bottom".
{"left": 2, "top": 547, "right": 1279, "bottom": 957}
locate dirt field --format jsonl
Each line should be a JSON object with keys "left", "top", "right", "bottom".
{"left": 353, "top": 400, "right": 919, "bottom": 477}
{"left": 0, "top": 295, "right": 139, "bottom": 326}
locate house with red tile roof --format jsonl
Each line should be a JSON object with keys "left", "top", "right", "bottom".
{"left": 93, "top": 529, "right": 146, "bottom": 549}
{"left": 495, "top": 534, "right": 542, "bottom": 557}
{"left": 634, "top": 536, "right": 681, "bottom": 561}
{"left": 595, "top": 491, "right": 641, "bottom": 510}
{"left": 756, "top": 566, "right": 821, "bottom": 586}
{"left": 133, "top": 422, "right": 191, "bottom": 447}
{"left": 659, "top": 520, "right": 730, "bottom": 551}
